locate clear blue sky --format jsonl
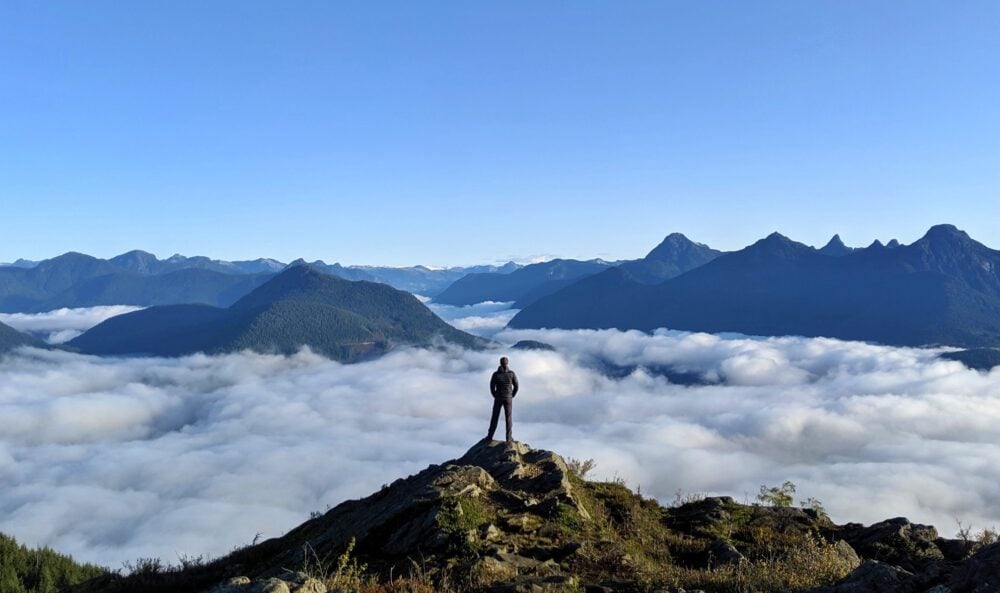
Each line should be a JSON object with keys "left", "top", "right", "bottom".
{"left": 2, "top": 1, "right": 998, "bottom": 266}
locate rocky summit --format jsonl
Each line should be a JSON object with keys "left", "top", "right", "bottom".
{"left": 76, "top": 440, "right": 1000, "bottom": 593}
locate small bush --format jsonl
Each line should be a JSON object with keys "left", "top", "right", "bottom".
{"left": 801, "top": 496, "right": 828, "bottom": 517}
{"left": 757, "top": 481, "right": 796, "bottom": 507}
{"left": 566, "top": 458, "right": 597, "bottom": 479}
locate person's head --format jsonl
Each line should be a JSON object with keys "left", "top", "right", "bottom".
{"left": 499, "top": 356, "right": 509, "bottom": 368}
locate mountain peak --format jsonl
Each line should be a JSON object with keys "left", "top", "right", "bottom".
{"left": 228, "top": 263, "right": 348, "bottom": 313}
{"left": 748, "top": 232, "right": 807, "bottom": 251}
{"left": 109, "top": 250, "right": 160, "bottom": 272}
{"left": 723, "top": 232, "right": 815, "bottom": 264}
{"left": 920, "top": 224, "right": 972, "bottom": 244}
{"left": 272, "top": 261, "right": 326, "bottom": 280}
{"left": 819, "top": 234, "right": 855, "bottom": 256}
{"left": 644, "top": 233, "right": 717, "bottom": 263}
{"left": 113, "top": 249, "right": 156, "bottom": 258}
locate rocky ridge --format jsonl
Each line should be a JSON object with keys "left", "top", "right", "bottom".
{"left": 75, "top": 440, "right": 1000, "bottom": 593}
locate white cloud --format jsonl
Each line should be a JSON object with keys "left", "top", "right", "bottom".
{"left": 2, "top": 303, "right": 1000, "bottom": 570}
{"left": 0, "top": 306, "right": 143, "bottom": 344}
{"left": 426, "top": 300, "right": 519, "bottom": 338}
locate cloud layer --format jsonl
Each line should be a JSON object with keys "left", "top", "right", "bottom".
{"left": 425, "top": 299, "right": 518, "bottom": 338}
{"left": 0, "top": 306, "right": 143, "bottom": 343}
{"left": 2, "top": 305, "right": 1000, "bottom": 569}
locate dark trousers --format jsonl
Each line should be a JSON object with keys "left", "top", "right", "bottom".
{"left": 487, "top": 396, "right": 513, "bottom": 442}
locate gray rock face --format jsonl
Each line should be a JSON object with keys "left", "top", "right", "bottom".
{"left": 811, "top": 560, "right": 915, "bottom": 593}
{"left": 208, "top": 573, "right": 325, "bottom": 593}
{"left": 832, "top": 539, "right": 862, "bottom": 569}
{"left": 204, "top": 439, "right": 593, "bottom": 589}
{"left": 838, "top": 517, "right": 945, "bottom": 572}
{"left": 949, "top": 542, "right": 1000, "bottom": 593}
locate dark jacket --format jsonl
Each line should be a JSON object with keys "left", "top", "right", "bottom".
{"left": 490, "top": 366, "right": 519, "bottom": 398}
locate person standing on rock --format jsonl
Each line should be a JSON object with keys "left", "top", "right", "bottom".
{"left": 486, "top": 356, "right": 519, "bottom": 442}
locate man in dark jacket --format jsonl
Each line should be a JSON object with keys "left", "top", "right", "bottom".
{"left": 487, "top": 356, "right": 519, "bottom": 442}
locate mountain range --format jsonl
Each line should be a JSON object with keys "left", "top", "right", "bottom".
{"left": 433, "top": 233, "right": 721, "bottom": 308}
{"left": 433, "top": 258, "right": 616, "bottom": 308}
{"left": 0, "top": 253, "right": 273, "bottom": 312}
{"left": 68, "top": 265, "right": 485, "bottom": 361}
{"left": 510, "top": 224, "right": 1000, "bottom": 348}
{"left": 0, "top": 251, "right": 522, "bottom": 312}
{"left": 5, "top": 224, "right": 1000, "bottom": 354}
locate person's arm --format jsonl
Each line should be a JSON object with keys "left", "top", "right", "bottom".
{"left": 511, "top": 372, "right": 519, "bottom": 397}
{"left": 490, "top": 373, "right": 498, "bottom": 396}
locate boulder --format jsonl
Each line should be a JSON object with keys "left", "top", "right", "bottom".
{"left": 809, "top": 560, "right": 915, "bottom": 593}
{"left": 837, "top": 517, "right": 945, "bottom": 572}
{"left": 707, "top": 540, "right": 743, "bottom": 566}
{"left": 949, "top": 541, "right": 1000, "bottom": 593}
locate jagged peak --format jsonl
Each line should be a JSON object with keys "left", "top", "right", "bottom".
{"left": 645, "top": 232, "right": 714, "bottom": 260}
{"left": 818, "top": 234, "right": 855, "bottom": 256}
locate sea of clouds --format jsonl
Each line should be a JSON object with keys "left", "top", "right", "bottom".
{"left": 2, "top": 303, "right": 1000, "bottom": 568}
{"left": 0, "top": 306, "right": 144, "bottom": 343}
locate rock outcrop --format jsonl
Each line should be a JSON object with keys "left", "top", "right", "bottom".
{"left": 72, "top": 440, "right": 1000, "bottom": 593}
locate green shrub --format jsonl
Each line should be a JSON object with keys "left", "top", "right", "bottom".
{"left": 757, "top": 481, "right": 796, "bottom": 507}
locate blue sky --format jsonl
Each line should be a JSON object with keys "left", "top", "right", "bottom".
{"left": 2, "top": 1, "right": 998, "bottom": 266}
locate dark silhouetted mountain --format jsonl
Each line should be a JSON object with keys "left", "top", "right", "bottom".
{"left": 69, "top": 265, "right": 485, "bottom": 360}
{"left": 434, "top": 259, "right": 614, "bottom": 307}
{"left": 941, "top": 348, "right": 1000, "bottom": 371}
{"left": 510, "top": 339, "right": 556, "bottom": 351}
{"left": 287, "top": 260, "right": 522, "bottom": 296}
{"left": 887, "top": 239, "right": 901, "bottom": 248}
{"left": 0, "top": 251, "right": 274, "bottom": 312}
{"left": 284, "top": 259, "right": 379, "bottom": 282}
{"left": 43, "top": 269, "right": 273, "bottom": 310}
{"left": 354, "top": 262, "right": 520, "bottom": 296}
{"left": 0, "top": 250, "right": 522, "bottom": 311}
{"left": 0, "top": 320, "right": 45, "bottom": 353}
{"left": 0, "top": 258, "right": 40, "bottom": 269}
{"left": 615, "top": 232, "right": 722, "bottom": 284}
{"left": 108, "top": 250, "right": 161, "bottom": 274}
{"left": 510, "top": 225, "right": 1000, "bottom": 348}
{"left": 109, "top": 251, "right": 287, "bottom": 275}
{"left": 435, "top": 234, "right": 718, "bottom": 308}
{"left": 0, "top": 252, "right": 122, "bottom": 311}
{"left": 818, "top": 234, "right": 855, "bottom": 256}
